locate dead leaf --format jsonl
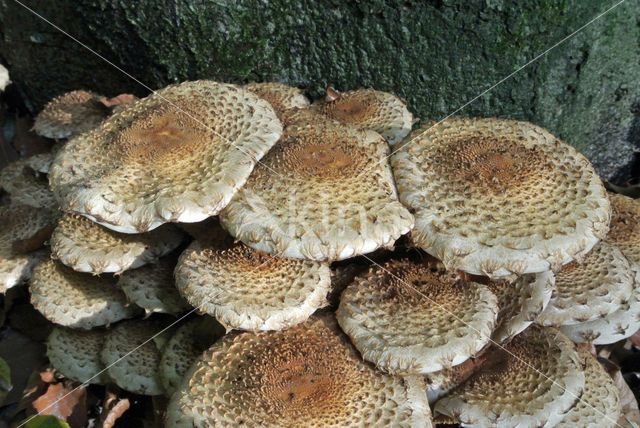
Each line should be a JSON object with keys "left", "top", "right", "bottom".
{"left": 99, "top": 94, "right": 137, "bottom": 108}
{"left": 97, "top": 391, "right": 130, "bottom": 428}
{"left": 12, "top": 226, "right": 54, "bottom": 255}
{"left": 30, "top": 383, "right": 87, "bottom": 428}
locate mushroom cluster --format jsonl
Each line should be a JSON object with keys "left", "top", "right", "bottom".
{"left": 1, "top": 80, "right": 637, "bottom": 427}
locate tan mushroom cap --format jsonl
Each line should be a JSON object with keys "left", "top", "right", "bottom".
{"left": 244, "top": 82, "right": 310, "bottom": 119}
{"left": 560, "top": 263, "right": 640, "bottom": 344}
{"left": 391, "top": 117, "right": 610, "bottom": 277}
{"left": 538, "top": 241, "right": 634, "bottom": 326}
{"left": 49, "top": 80, "right": 282, "bottom": 234}
{"left": 50, "top": 213, "right": 185, "bottom": 274}
{"left": 336, "top": 259, "right": 497, "bottom": 374}
{"left": 29, "top": 259, "right": 140, "bottom": 329}
{"left": 556, "top": 348, "right": 622, "bottom": 428}
{"left": 33, "top": 90, "right": 110, "bottom": 139}
{"left": 46, "top": 326, "right": 110, "bottom": 384}
{"left": 220, "top": 120, "right": 414, "bottom": 261}
{"left": 101, "top": 318, "right": 165, "bottom": 395}
{"left": 0, "top": 204, "right": 56, "bottom": 292}
{"left": 0, "top": 155, "right": 57, "bottom": 209}
{"left": 434, "top": 326, "right": 585, "bottom": 427}
{"left": 118, "top": 255, "right": 190, "bottom": 316}
{"left": 607, "top": 192, "right": 640, "bottom": 264}
{"left": 175, "top": 238, "right": 331, "bottom": 331}
{"left": 169, "top": 315, "right": 432, "bottom": 427}
{"left": 312, "top": 87, "right": 414, "bottom": 145}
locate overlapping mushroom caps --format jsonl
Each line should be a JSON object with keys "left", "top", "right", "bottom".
{"left": 391, "top": 117, "right": 610, "bottom": 277}
{"left": 167, "top": 315, "right": 432, "bottom": 427}
{"left": 243, "top": 82, "right": 310, "bottom": 119}
{"left": 0, "top": 153, "right": 57, "bottom": 209}
{"left": 607, "top": 192, "right": 640, "bottom": 265}
{"left": 220, "top": 119, "right": 414, "bottom": 261}
{"left": 49, "top": 80, "right": 283, "bottom": 233}
{"left": 46, "top": 326, "right": 110, "bottom": 384}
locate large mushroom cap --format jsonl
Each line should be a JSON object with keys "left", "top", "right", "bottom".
{"left": 50, "top": 213, "right": 185, "bottom": 274}
{"left": 336, "top": 259, "right": 498, "bottom": 374}
{"left": 169, "top": 315, "right": 432, "bottom": 427}
{"left": 0, "top": 155, "right": 57, "bottom": 209}
{"left": 607, "top": 192, "right": 640, "bottom": 264}
{"left": 29, "top": 259, "right": 140, "bottom": 328}
{"left": 46, "top": 326, "right": 110, "bottom": 384}
{"left": 391, "top": 117, "right": 610, "bottom": 277}
{"left": 49, "top": 80, "right": 283, "bottom": 233}
{"left": 312, "top": 87, "right": 414, "bottom": 145}
{"left": 243, "top": 82, "right": 310, "bottom": 119}
{"left": 220, "top": 120, "right": 414, "bottom": 261}
{"left": 434, "top": 326, "right": 585, "bottom": 427}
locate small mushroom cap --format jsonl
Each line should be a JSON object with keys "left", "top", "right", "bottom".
{"left": 434, "top": 326, "right": 585, "bottom": 427}
{"left": 560, "top": 262, "right": 640, "bottom": 344}
{"left": 336, "top": 259, "right": 498, "bottom": 373}
{"left": 100, "top": 318, "right": 165, "bottom": 395}
{"left": 50, "top": 213, "right": 185, "bottom": 274}
{"left": 0, "top": 155, "right": 57, "bottom": 209}
{"left": 29, "top": 259, "right": 140, "bottom": 329}
{"left": 607, "top": 193, "right": 640, "bottom": 265}
{"left": 49, "top": 80, "right": 282, "bottom": 234}
{"left": 175, "top": 238, "right": 331, "bottom": 331}
{"left": 243, "top": 82, "right": 310, "bottom": 119}
{"left": 555, "top": 348, "right": 622, "bottom": 428}
{"left": 0, "top": 204, "right": 56, "bottom": 292}
{"left": 169, "top": 314, "right": 432, "bottom": 427}
{"left": 118, "top": 255, "right": 190, "bottom": 316}
{"left": 391, "top": 118, "right": 610, "bottom": 277}
{"left": 220, "top": 120, "right": 414, "bottom": 261}
{"left": 538, "top": 241, "right": 634, "bottom": 326}
{"left": 46, "top": 326, "right": 110, "bottom": 384}
{"left": 312, "top": 87, "right": 414, "bottom": 145}
{"left": 33, "top": 90, "right": 110, "bottom": 139}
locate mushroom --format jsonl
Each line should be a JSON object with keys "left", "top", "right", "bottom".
{"left": 0, "top": 154, "right": 57, "bottom": 209}
{"left": 243, "top": 82, "right": 310, "bottom": 119}
{"left": 606, "top": 192, "right": 640, "bottom": 264}
{"left": 390, "top": 117, "right": 610, "bottom": 277}
{"left": 46, "top": 326, "right": 110, "bottom": 384}
{"left": 48, "top": 80, "right": 283, "bottom": 233}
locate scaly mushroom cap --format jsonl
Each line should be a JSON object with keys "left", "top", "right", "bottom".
{"left": 556, "top": 348, "right": 622, "bottom": 428}
{"left": 0, "top": 155, "right": 57, "bottom": 209}
{"left": 29, "top": 259, "right": 140, "bottom": 328}
{"left": 220, "top": 120, "right": 414, "bottom": 261}
{"left": 336, "top": 259, "right": 498, "bottom": 374}
{"left": 101, "top": 318, "right": 165, "bottom": 395}
{"left": 175, "top": 238, "right": 331, "bottom": 331}
{"left": 168, "top": 315, "right": 432, "bottom": 427}
{"left": 118, "top": 255, "right": 190, "bottom": 316}
{"left": 538, "top": 241, "right": 634, "bottom": 326}
{"left": 560, "top": 263, "right": 640, "bottom": 344}
{"left": 434, "top": 326, "right": 585, "bottom": 427}
{"left": 244, "top": 82, "right": 310, "bottom": 119}
{"left": 33, "top": 90, "right": 110, "bottom": 139}
{"left": 391, "top": 118, "right": 610, "bottom": 277}
{"left": 487, "top": 270, "right": 555, "bottom": 343}
{"left": 312, "top": 87, "right": 414, "bottom": 145}
{"left": 49, "top": 80, "right": 283, "bottom": 233}
{"left": 607, "top": 193, "right": 640, "bottom": 264}
{"left": 50, "top": 213, "right": 185, "bottom": 274}
{"left": 0, "top": 204, "right": 55, "bottom": 292}
{"left": 46, "top": 326, "right": 110, "bottom": 384}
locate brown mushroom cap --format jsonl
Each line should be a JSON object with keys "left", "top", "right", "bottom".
{"left": 50, "top": 213, "right": 185, "bottom": 274}
{"left": 168, "top": 315, "right": 432, "bottom": 427}
{"left": 46, "top": 326, "right": 110, "bottom": 384}
{"left": 49, "top": 80, "right": 282, "bottom": 234}
{"left": 244, "top": 82, "right": 310, "bottom": 119}
{"left": 336, "top": 259, "right": 498, "bottom": 373}
{"left": 33, "top": 90, "right": 110, "bottom": 139}
{"left": 0, "top": 155, "right": 57, "bottom": 209}
{"left": 391, "top": 118, "right": 610, "bottom": 277}
{"left": 607, "top": 192, "right": 640, "bottom": 264}
{"left": 220, "top": 120, "right": 414, "bottom": 261}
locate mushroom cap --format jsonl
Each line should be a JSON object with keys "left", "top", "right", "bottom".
{"left": 391, "top": 117, "right": 610, "bottom": 277}
{"left": 0, "top": 155, "right": 57, "bottom": 209}
{"left": 175, "top": 238, "right": 331, "bottom": 331}
{"left": 220, "top": 120, "right": 414, "bottom": 261}
{"left": 538, "top": 241, "right": 634, "bottom": 326}
{"left": 555, "top": 348, "right": 622, "bottom": 428}
{"left": 100, "top": 318, "right": 165, "bottom": 395}
{"left": 46, "top": 326, "right": 110, "bottom": 384}
{"left": 312, "top": 87, "right": 414, "bottom": 145}
{"left": 118, "top": 255, "right": 190, "bottom": 316}
{"left": 0, "top": 204, "right": 56, "bottom": 292}
{"left": 607, "top": 192, "right": 640, "bottom": 265}
{"left": 29, "top": 259, "right": 140, "bottom": 329}
{"left": 33, "top": 90, "right": 110, "bottom": 139}
{"left": 49, "top": 80, "right": 283, "bottom": 234}
{"left": 560, "top": 262, "right": 640, "bottom": 344}
{"left": 434, "top": 326, "right": 585, "bottom": 427}
{"left": 243, "top": 82, "right": 310, "bottom": 119}
{"left": 336, "top": 259, "right": 498, "bottom": 373}
{"left": 169, "top": 314, "right": 432, "bottom": 427}
{"left": 50, "top": 213, "right": 185, "bottom": 274}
